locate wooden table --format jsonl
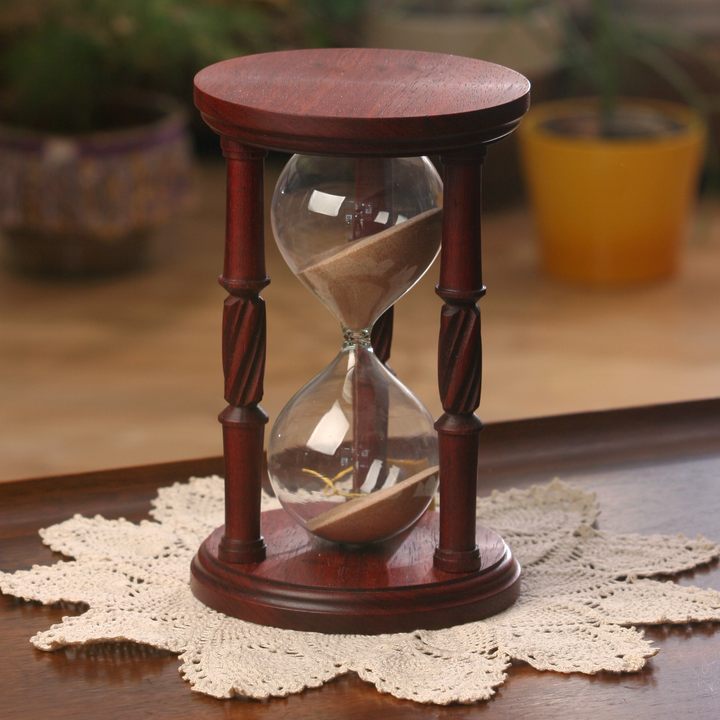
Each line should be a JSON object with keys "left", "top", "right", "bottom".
{"left": 2, "top": 399, "right": 719, "bottom": 719}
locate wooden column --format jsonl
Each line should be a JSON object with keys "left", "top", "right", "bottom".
{"left": 433, "top": 147, "right": 487, "bottom": 574}
{"left": 371, "top": 307, "right": 394, "bottom": 364}
{"left": 352, "top": 158, "right": 393, "bottom": 491}
{"left": 217, "top": 137, "right": 268, "bottom": 564}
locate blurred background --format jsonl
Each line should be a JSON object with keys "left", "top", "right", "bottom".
{"left": 1, "top": 0, "right": 720, "bottom": 482}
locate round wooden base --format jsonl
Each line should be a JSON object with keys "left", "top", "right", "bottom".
{"left": 190, "top": 509, "right": 521, "bottom": 634}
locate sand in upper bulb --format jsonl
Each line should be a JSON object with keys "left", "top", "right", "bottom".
{"left": 296, "top": 207, "right": 442, "bottom": 331}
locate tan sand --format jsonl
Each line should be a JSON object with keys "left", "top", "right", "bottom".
{"left": 305, "top": 465, "right": 439, "bottom": 544}
{"left": 297, "top": 207, "right": 442, "bottom": 331}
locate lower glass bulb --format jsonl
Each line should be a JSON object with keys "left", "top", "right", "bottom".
{"left": 268, "top": 344, "right": 439, "bottom": 545}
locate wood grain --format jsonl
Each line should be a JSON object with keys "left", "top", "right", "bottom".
{"left": 371, "top": 306, "right": 394, "bottom": 364}
{"left": 437, "top": 150, "right": 486, "bottom": 302}
{"left": 218, "top": 405, "right": 267, "bottom": 562}
{"left": 437, "top": 303, "right": 482, "bottom": 414}
{"left": 219, "top": 140, "right": 268, "bottom": 294}
{"left": 433, "top": 151, "right": 488, "bottom": 573}
{"left": 222, "top": 294, "right": 266, "bottom": 407}
{"left": 194, "top": 49, "right": 530, "bottom": 155}
{"left": 217, "top": 138, "right": 268, "bottom": 564}
{"left": 1, "top": 401, "right": 720, "bottom": 718}
{"left": 352, "top": 157, "right": 392, "bottom": 491}
{"left": 191, "top": 509, "right": 520, "bottom": 634}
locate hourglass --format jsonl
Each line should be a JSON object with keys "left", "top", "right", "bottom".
{"left": 269, "top": 154, "right": 442, "bottom": 545}
{"left": 190, "top": 49, "right": 530, "bottom": 633}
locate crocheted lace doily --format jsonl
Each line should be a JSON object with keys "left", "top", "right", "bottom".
{"left": 2, "top": 477, "right": 719, "bottom": 705}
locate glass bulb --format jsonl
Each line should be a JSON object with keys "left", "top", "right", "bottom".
{"left": 272, "top": 155, "right": 443, "bottom": 331}
{"left": 269, "top": 154, "right": 443, "bottom": 545}
{"left": 267, "top": 343, "right": 439, "bottom": 545}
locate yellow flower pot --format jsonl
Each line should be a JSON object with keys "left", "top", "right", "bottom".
{"left": 518, "top": 99, "right": 706, "bottom": 285}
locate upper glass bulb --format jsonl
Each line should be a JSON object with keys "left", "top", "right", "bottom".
{"left": 271, "top": 155, "right": 443, "bottom": 331}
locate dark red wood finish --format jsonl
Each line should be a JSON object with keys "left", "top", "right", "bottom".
{"left": 191, "top": 510, "right": 520, "bottom": 634}
{"left": 352, "top": 346, "right": 390, "bottom": 492}
{"left": 220, "top": 138, "right": 268, "bottom": 292}
{"left": 218, "top": 405, "right": 267, "bottom": 559}
{"left": 371, "top": 306, "right": 394, "bottom": 364}
{"left": 353, "top": 158, "right": 393, "bottom": 239}
{"left": 194, "top": 49, "right": 530, "bottom": 156}
{"left": 192, "top": 49, "right": 531, "bottom": 624}
{"left": 437, "top": 151, "right": 486, "bottom": 302}
{"left": 353, "top": 158, "right": 393, "bottom": 490}
{"left": 221, "top": 295, "right": 266, "bottom": 407}
{"left": 217, "top": 138, "right": 268, "bottom": 565}
{"left": 433, "top": 149, "right": 487, "bottom": 573}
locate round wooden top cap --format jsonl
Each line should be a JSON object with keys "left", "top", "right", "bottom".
{"left": 195, "top": 48, "right": 530, "bottom": 156}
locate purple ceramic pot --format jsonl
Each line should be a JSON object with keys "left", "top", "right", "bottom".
{"left": 0, "top": 93, "right": 192, "bottom": 276}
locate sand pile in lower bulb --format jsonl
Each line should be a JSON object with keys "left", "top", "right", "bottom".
{"left": 297, "top": 207, "right": 442, "bottom": 331}
{"left": 305, "top": 465, "right": 439, "bottom": 544}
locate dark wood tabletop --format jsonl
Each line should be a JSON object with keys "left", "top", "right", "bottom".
{"left": 2, "top": 399, "right": 719, "bottom": 720}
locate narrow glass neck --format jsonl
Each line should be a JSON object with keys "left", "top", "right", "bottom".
{"left": 341, "top": 326, "right": 372, "bottom": 350}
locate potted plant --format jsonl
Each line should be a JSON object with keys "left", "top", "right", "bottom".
{"left": 518, "top": 0, "right": 715, "bottom": 285}
{"left": 0, "top": 0, "right": 279, "bottom": 275}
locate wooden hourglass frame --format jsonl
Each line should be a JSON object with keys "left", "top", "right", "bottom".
{"left": 190, "top": 49, "right": 530, "bottom": 634}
